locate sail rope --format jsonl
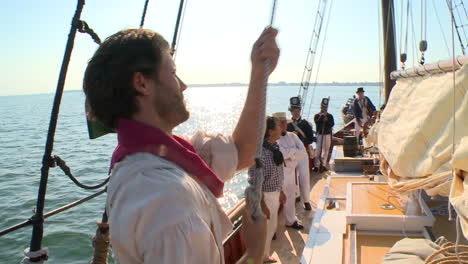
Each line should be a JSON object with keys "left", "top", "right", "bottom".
{"left": 453, "top": 0, "right": 468, "bottom": 49}
{"left": 52, "top": 156, "right": 109, "bottom": 190}
{"left": 297, "top": 0, "right": 329, "bottom": 111}
{"left": 139, "top": 0, "right": 150, "bottom": 28}
{"left": 398, "top": 0, "right": 410, "bottom": 69}
{"left": 419, "top": 0, "right": 428, "bottom": 64}
{"left": 304, "top": 0, "right": 333, "bottom": 120}
{"left": 446, "top": 0, "right": 467, "bottom": 54}
{"left": 20, "top": 1, "right": 95, "bottom": 262}
{"left": 171, "top": 0, "right": 188, "bottom": 60}
{"left": 432, "top": 0, "right": 452, "bottom": 57}
{"left": 244, "top": 0, "right": 278, "bottom": 221}
{"left": 378, "top": 0, "right": 383, "bottom": 104}
{"left": 409, "top": 2, "right": 419, "bottom": 67}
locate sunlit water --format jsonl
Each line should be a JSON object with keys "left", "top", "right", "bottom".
{"left": 0, "top": 85, "right": 379, "bottom": 263}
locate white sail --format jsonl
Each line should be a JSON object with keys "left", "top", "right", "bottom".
{"left": 378, "top": 63, "right": 468, "bottom": 197}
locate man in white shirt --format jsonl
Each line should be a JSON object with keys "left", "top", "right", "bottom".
{"left": 83, "top": 27, "right": 279, "bottom": 264}
{"left": 273, "top": 112, "right": 308, "bottom": 229}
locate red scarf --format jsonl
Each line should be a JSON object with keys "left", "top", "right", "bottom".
{"left": 110, "top": 119, "right": 224, "bottom": 197}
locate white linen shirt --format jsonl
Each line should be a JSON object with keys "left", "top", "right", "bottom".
{"left": 106, "top": 132, "right": 238, "bottom": 264}
{"left": 277, "top": 132, "right": 308, "bottom": 169}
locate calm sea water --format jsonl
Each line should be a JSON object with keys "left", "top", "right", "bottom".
{"left": 0, "top": 85, "right": 380, "bottom": 263}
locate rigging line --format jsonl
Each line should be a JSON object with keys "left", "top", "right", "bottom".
{"left": 451, "top": 3, "right": 461, "bottom": 260}
{"left": 140, "top": 0, "right": 150, "bottom": 28}
{"left": 454, "top": 0, "right": 468, "bottom": 46}
{"left": 171, "top": 0, "right": 187, "bottom": 59}
{"left": 52, "top": 155, "right": 110, "bottom": 190}
{"left": 404, "top": 0, "right": 410, "bottom": 54}
{"left": 378, "top": 0, "right": 383, "bottom": 105}
{"left": 432, "top": 0, "right": 452, "bottom": 57}
{"left": 461, "top": 0, "right": 468, "bottom": 19}
{"left": 29, "top": 0, "right": 86, "bottom": 254}
{"left": 305, "top": 0, "right": 333, "bottom": 120}
{"left": 245, "top": 0, "right": 278, "bottom": 221}
{"left": 410, "top": 2, "right": 418, "bottom": 66}
{"left": 303, "top": 1, "right": 327, "bottom": 111}
{"left": 300, "top": 0, "right": 328, "bottom": 109}
{"left": 297, "top": 0, "right": 326, "bottom": 97}
{"left": 446, "top": 0, "right": 466, "bottom": 54}
{"left": 425, "top": 0, "right": 428, "bottom": 40}
{"left": 399, "top": 0, "right": 405, "bottom": 56}
{"left": 173, "top": 0, "right": 189, "bottom": 61}
{"left": 0, "top": 189, "right": 106, "bottom": 237}
{"left": 421, "top": 0, "right": 424, "bottom": 41}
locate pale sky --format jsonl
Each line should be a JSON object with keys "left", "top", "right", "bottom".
{"left": 0, "top": 0, "right": 462, "bottom": 96}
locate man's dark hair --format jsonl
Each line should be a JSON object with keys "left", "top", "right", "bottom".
{"left": 264, "top": 116, "right": 278, "bottom": 139}
{"left": 83, "top": 28, "right": 170, "bottom": 129}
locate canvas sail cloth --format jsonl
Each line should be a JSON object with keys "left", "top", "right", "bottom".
{"left": 449, "top": 136, "right": 468, "bottom": 239}
{"left": 378, "top": 63, "right": 468, "bottom": 197}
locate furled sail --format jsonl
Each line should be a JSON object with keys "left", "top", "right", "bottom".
{"left": 377, "top": 63, "right": 468, "bottom": 197}
{"left": 449, "top": 136, "right": 468, "bottom": 239}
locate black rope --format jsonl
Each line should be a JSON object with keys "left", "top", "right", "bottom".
{"left": 30, "top": 0, "right": 86, "bottom": 253}
{"left": 76, "top": 20, "right": 101, "bottom": 45}
{"left": 52, "top": 155, "right": 109, "bottom": 190}
{"left": 140, "top": 0, "right": 150, "bottom": 28}
{"left": 171, "top": 0, "right": 186, "bottom": 55}
{"left": 0, "top": 189, "right": 106, "bottom": 237}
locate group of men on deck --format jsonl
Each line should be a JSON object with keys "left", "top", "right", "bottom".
{"left": 82, "top": 25, "right": 377, "bottom": 264}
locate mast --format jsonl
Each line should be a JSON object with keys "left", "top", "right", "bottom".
{"left": 381, "top": 0, "right": 397, "bottom": 103}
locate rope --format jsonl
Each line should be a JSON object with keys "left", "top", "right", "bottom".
{"left": 171, "top": 0, "right": 188, "bottom": 60}
{"left": 305, "top": 0, "right": 333, "bottom": 120}
{"left": 139, "top": 0, "right": 150, "bottom": 28}
{"left": 432, "top": 0, "right": 452, "bottom": 57}
{"left": 454, "top": 1, "right": 468, "bottom": 48}
{"left": 378, "top": 0, "right": 383, "bottom": 104}
{"left": 446, "top": 0, "right": 466, "bottom": 54}
{"left": 297, "top": 0, "right": 328, "bottom": 109}
{"left": 399, "top": 0, "right": 404, "bottom": 59}
{"left": 419, "top": 0, "right": 428, "bottom": 65}
{"left": 52, "top": 155, "right": 109, "bottom": 190}
{"left": 90, "top": 221, "right": 110, "bottom": 264}
{"left": 244, "top": 0, "right": 278, "bottom": 221}
{"left": 410, "top": 3, "right": 418, "bottom": 67}
{"left": 29, "top": 0, "right": 86, "bottom": 253}
{"left": 424, "top": 240, "right": 468, "bottom": 264}
{"left": 76, "top": 20, "right": 101, "bottom": 45}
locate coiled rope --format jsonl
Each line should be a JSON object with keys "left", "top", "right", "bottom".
{"left": 244, "top": 0, "right": 278, "bottom": 221}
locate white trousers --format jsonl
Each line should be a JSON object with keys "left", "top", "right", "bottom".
{"left": 263, "top": 191, "right": 280, "bottom": 258}
{"left": 296, "top": 158, "right": 310, "bottom": 203}
{"left": 314, "top": 134, "right": 332, "bottom": 168}
{"left": 282, "top": 167, "right": 297, "bottom": 226}
{"left": 355, "top": 116, "right": 369, "bottom": 139}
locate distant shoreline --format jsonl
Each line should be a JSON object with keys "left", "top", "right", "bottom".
{"left": 0, "top": 82, "right": 382, "bottom": 97}
{"left": 189, "top": 82, "right": 382, "bottom": 87}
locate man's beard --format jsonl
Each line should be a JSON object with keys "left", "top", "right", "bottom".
{"left": 281, "top": 131, "right": 286, "bottom": 136}
{"left": 154, "top": 92, "right": 190, "bottom": 128}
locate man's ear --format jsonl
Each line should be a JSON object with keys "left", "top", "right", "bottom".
{"left": 133, "top": 72, "right": 151, "bottom": 96}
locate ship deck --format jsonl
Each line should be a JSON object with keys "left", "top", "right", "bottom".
{"left": 267, "top": 147, "right": 467, "bottom": 264}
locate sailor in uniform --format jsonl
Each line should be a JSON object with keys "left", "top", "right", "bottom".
{"left": 313, "top": 98, "right": 334, "bottom": 172}
{"left": 286, "top": 97, "right": 314, "bottom": 211}
{"left": 353, "top": 87, "right": 376, "bottom": 141}
{"left": 273, "top": 112, "right": 307, "bottom": 229}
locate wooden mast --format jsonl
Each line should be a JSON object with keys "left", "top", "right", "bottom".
{"left": 381, "top": 0, "right": 397, "bottom": 103}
